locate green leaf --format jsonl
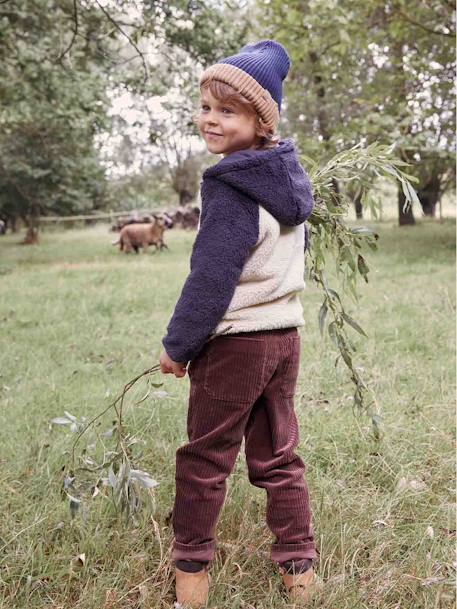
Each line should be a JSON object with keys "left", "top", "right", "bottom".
{"left": 50, "top": 417, "right": 71, "bottom": 426}
{"left": 327, "top": 321, "right": 339, "bottom": 347}
{"left": 339, "top": 345, "right": 353, "bottom": 368}
{"left": 405, "top": 180, "right": 421, "bottom": 207}
{"left": 130, "top": 469, "right": 159, "bottom": 489}
{"left": 400, "top": 180, "right": 414, "bottom": 213}
{"left": 342, "top": 312, "right": 368, "bottom": 337}
{"left": 371, "top": 414, "right": 383, "bottom": 440}
{"left": 327, "top": 288, "right": 342, "bottom": 303}
{"left": 135, "top": 383, "right": 152, "bottom": 405}
{"left": 351, "top": 227, "right": 375, "bottom": 236}
{"left": 108, "top": 465, "right": 117, "bottom": 489}
{"left": 67, "top": 494, "right": 81, "bottom": 519}
{"left": 357, "top": 255, "right": 370, "bottom": 279}
{"left": 353, "top": 388, "right": 363, "bottom": 409}
{"left": 318, "top": 301, "right": 328, "bottom": 336}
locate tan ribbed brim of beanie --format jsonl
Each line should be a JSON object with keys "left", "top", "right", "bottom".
{"left": 199, "top": 63, "right": 280, "bottom": 133}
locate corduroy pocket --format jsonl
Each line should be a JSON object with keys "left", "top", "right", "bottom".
{"left": 279, "top": 337, "right": 301, "bottom": 398}
{"left": 203, "top": 337, "right": 266, "bottom": 404}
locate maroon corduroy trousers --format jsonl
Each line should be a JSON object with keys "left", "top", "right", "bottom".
{"left": 171, "top": 327, "right": 318, "bottom": 565}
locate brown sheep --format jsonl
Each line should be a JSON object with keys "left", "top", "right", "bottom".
{"left": 112, "top": 215, "right": 172, "bottom": 253}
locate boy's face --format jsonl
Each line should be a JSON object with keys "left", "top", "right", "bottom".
{"left": 197, "top": 89, "right": 261, "bottom": 157}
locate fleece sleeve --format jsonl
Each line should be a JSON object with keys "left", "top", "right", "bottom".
{"left": 162, "top": 178, "right": 259, "bottom": 362}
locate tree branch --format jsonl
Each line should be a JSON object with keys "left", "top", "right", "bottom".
{"left": 93, "top": 0, "right": 149, "bottom": 82}
{"left": 57, "top": 0, "right": 78, "bottom": 61}
{"left": 396, "top": 8, "right": 454, "bottom": 37}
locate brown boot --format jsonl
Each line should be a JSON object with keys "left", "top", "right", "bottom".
{"left": 279, "top": 566, "right": 322, "bottom": 604}
{"left": 174, "top": 564, "right": 211, "bottom": 609}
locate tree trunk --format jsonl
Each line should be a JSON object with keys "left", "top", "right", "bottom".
{"left": 418, "top": 176, "right": 441, "bottom": 217}
{"left": 22, "top": 209, "right": 40, "bottom": 244}
{"left": 23, "top": 226, "right": 39, "bottom": 244}
{"left": 391, "top": 35, "right": 416, "bottom": 226}
{"left": 179, "top": 189, "right": 194, "bottom": 206}
{"left": 398, "top": 187, "right": 415, "bottom": 225}
{"left": 10, "top": 216, "right": 20, "bottom": 232}
{"left": 309, "top": 50, "right": 342, "bottom": 207}
{"left": 354, "top": 190, "right": 363, "bottom": 219}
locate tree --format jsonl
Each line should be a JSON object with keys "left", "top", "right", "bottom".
{"left": 0, "top": 0, "right": 117, "bottom": 239}
{"left": 0, "top": 0, "right": 252, "bottom": 234}
{"left": 253, "top": 0, "right": 455, "bottom": 225}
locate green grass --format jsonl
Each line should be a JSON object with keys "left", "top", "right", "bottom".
{"left": 0, "top": 218, "right": 455, "bottom": 608}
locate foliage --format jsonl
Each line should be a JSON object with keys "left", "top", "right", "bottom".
{"left": 106, "top": 164, "right": 177, "bottom": 210}
{"left": 253, "top": 0, "right": 456, "bottom": 216}
{"left": 246, "top": 0, "right": 455, "bottom": 416}
{"left": 146, "top": 0, "right": 251, "bottom": 64}
{"left": 106, "top": 2, "right": 251, "bottom": 206}
{"left": 304, "top": 140, "right": 421, "bottom": 425}
{"left": 0, "top": 0, "right": 115, "bottom": 225}
{"left": 53, "top": 366, "right": 164, "bottom": 522}
{"left": 0, "top": 0, "right": 250, "bottom": 225}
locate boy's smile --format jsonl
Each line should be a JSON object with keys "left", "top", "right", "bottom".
{"left": 198, "top": 89, "right": 261, "bottom": 157}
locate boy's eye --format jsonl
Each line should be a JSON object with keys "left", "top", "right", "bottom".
{"left": 200, "top": 104, "right": 233, "bottom": 114}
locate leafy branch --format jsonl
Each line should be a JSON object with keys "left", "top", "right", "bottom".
{"left": 54, "top": 364, "right": 163, "bottom": 521}
{"left": 304, "top": 141, "right": 420, "bottom": 436}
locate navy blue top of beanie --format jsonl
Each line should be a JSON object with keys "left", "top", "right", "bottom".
{"left": 218, "top": 40, "right": 291, "bottom": 112}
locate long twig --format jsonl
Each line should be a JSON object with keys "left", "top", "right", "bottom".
{"left": 71, "top": 364, "right": 161, "bottom": 468}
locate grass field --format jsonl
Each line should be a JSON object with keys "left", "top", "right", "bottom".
{"left": 0, "top": 216, "right": 455, "bottom": 609}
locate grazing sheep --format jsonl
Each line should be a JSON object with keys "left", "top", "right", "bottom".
{"left": 112, "top": 214, "right": 173, "bottom": 253}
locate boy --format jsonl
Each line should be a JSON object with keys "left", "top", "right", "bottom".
{"left": 160, "top": 40, "right": 320, "bottom": 607}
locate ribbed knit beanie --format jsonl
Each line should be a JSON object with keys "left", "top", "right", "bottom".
{"left": 199, "top": 40, "right": 291, "bottom": 133}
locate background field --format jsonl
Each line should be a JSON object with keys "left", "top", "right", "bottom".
{"left": 0, "top": 216, "right": 455, "bottom": 609}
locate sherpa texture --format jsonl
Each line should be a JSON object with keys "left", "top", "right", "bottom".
{"left": 162, "top": 138, "right": 315, "bottom": 363}
{"left": 212, "top": 204, "right": 306, "bottom": 337}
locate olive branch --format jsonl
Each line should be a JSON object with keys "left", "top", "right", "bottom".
{"left": 54, "top": 365, "right": 163, "bottom": 521}
{"left": 303, "top": 141, "right": 420, "bottom": 437}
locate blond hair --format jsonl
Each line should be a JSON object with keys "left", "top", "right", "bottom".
{"left": 193, "top": 78, "right": 280, "bottom": 151}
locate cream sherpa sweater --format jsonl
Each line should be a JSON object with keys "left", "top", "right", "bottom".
{"left": 162, "top": 138, "right": 314, "bottom": 363}
{"left": 214, "top": 206, "right": 306, "bottom": 335}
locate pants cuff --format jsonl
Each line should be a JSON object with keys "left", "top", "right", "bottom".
{"left": 271, "top": 542, "right": 318, "bottom": 564}
{"left": 172, "top": 540, "right": 217, "bottom": 562}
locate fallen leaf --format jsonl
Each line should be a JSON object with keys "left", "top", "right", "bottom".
{"left": 74, "top": 553, "right": 86, "bottom": 567}
{"left": 396, "top": 477, "right": 427, "bottom": 493}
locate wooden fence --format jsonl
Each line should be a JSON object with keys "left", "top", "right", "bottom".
{"left": 39, "top": 209, "right": 162, "bottom": 223}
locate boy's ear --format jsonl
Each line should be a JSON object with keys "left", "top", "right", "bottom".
{"left": 255, "top": 117, "right": 264, "bottom": 137}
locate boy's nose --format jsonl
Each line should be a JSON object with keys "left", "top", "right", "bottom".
{"left": 204, "top": 110, "right": 219, "bottom": 125}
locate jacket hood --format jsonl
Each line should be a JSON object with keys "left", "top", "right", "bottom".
{"left": 202, "top": 138, "right": 314, "bottom": 226}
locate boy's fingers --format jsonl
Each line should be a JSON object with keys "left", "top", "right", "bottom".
{"left": 174, "top": 366, "right": 187, "bottom": 378}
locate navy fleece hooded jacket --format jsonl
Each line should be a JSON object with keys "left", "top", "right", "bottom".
{"left": 162, "top": 138, "right": 314, "bottom": 363}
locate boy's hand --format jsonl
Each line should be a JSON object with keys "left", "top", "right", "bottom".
{"left": 159, "top": 350, "right": 188, "bottom": 378}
